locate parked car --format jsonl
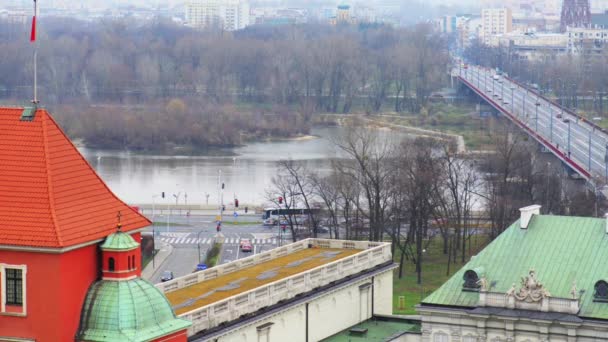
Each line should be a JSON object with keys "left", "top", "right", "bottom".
{"left": 240, "top": 239, "right": 253, "bottom": 252}
{"left": 161, "top": 270, "right": 174, "bottom": 282}
{"left": 316, "top": 226, "right": 330, "bottom": 234}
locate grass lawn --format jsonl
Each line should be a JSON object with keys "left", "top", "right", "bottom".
{"left": 392, "top": 234, "right": 490, "bottom": 315}
{"left": 374, "top": 103, "right": 497, "bottom": 151}
{"left": 222, "top": 221, "right": 261, "bottom": 226}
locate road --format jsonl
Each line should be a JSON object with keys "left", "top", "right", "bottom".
{"left": 146, "top": 213, "right": 296, "bottom": 284}
{"left": 458, "top": 65, "right": 608, "bottom": 184}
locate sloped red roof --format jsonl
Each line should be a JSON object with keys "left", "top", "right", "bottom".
{"left": 0, "top": 107, "right": 151, "bottom": 249}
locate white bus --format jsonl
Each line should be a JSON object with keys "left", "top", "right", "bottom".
{"left": 261, "top": 208, "right": 314, "bottom": 226}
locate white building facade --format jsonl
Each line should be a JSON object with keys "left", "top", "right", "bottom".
{"left": 481, "top": 8, "right": 513, "bottom": 44}
{"left": 186, "top": 0, "right": 250, "bottom": 31}
{"left": 567, "top": 26, "right": 608, "bottom": 54}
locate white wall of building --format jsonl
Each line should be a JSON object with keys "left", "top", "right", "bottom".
{"left": 207, "top": 269, "right": 393, "bottom": 342}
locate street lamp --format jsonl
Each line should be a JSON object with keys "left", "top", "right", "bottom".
{"left": 523, "top": 87, "right": 527, "bottom": 116}
{"left": 151, "top": 194, "right": 159, "bottom": 221}
{"left": 420, "top": 248, "right": 427, "bottom": 299}
{"left": 588, "top": 127, "right": 593, "bottom": 171}
{"left": 604, "top": 144, "right": 608, "bottom": 183}
{"left": 535, "top": 101, "right": 541, "bottom": 132}
{"left": 173, "top": 192, "right": 181, "bottom": 216}
{"left": 549, "top": 103, "right": 553, "bottom": 142}
{"left": 510, "top": 85, "right": 516, "bottom": 112}
{"left": 564, "top": 119, "right": 571, "bottom": 157}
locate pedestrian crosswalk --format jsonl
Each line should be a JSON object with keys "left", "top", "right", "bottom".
{"left": 158, "top": 236, "right": 277, "bottom": 246}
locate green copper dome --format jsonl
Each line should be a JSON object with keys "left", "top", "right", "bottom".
{"left": 77, "top": 278, "right": 191, "bottom": 341}
{"left": 100, "top": 231, "right": 139, "bottom": 251}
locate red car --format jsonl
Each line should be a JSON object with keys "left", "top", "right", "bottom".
{"left": 240, "top": 239, "right": 253, "bottom": 252}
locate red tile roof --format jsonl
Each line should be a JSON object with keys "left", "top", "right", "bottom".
{"left": 0, "top": 107, "right": 151, "bottom": 248}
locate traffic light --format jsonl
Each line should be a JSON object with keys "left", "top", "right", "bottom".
{"left": 222, "top": 183, "right": 225, "bottom": 190}
{"left": 161, "top": 192, "right": 165, "bottom": 198}
{"left": 245, "top": 207, "right": 248, "bottom": 213}
{"left": 216, "top": 223, "right": 221, "bottom": 232}
{"left": 235, "top": 199, "right": 239, "bottom": 208}
{"left": 278, "top": 196, "right": 283, "bottom": 204}
{"left": 281, "top": 224, "right": 286, "bottom": 232}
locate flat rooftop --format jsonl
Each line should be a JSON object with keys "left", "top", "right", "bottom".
{"left": 321, "top": 316, "right": 421, "bottom": 342}
{"left": 166, "top": 247, "right": 359, "bottom": 315}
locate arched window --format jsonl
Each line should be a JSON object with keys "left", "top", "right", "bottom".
{"left": 433, "top": 332, "right": 448, "bottom": 342}
{"left": 127, "top": 256, "right": 131, "bottom": 270}
{"left": 108, "top": 257, "right": 115, "bottom": 272}
{"left": 463, "top": 270, "right": 480, "bottom": 291}
{"left": 594, "top": 280, "right": 608, "bottom": 302}
{"left": 131, "top": 255, "right": 136, "bottom": 269}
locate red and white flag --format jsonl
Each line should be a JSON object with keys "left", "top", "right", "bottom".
{"left": 30, "top": 0, "right": 37, "bottom": 42}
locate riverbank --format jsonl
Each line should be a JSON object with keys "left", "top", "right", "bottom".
{"left": 316, "top": 104, "right": 495, "bottom": 153}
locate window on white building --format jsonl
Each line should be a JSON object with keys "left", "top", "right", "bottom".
{"left": 463, "top": 336, "right": 477, "bottom": 342}
{"left": 256, "top": 322, "right": 274, "bottom": 342}
{"left": 434, "top": 332, "right": 449, "bottom": 342}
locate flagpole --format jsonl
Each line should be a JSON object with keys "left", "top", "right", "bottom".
{"left": 32, "top": 0, "right": 38, "bottom": 105}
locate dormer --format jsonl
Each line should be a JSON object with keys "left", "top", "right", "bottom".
{"left": 100, "top": 225, "right": 140, "bottom": 281}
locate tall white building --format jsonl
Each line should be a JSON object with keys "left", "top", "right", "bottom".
{"left": 186, "top": 0, "right": 250, "bottom": 31}
{"left": 481, "top": 7, "right": 513, "bottom": 44}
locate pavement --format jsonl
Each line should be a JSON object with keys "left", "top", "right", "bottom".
{"left": 142, "top": 239, "right": 174, "bottom": 281}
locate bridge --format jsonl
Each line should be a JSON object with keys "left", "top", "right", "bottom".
{"left": 455, "top": 64, "right": 608, "bottom": 186}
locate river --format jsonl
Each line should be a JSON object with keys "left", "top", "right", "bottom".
{"left": 80, "top": 126, "right": 408, "bottom": 206}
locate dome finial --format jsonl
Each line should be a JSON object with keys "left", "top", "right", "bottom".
{"left": 116, "top": 211, "right": 122, "bottom": 232}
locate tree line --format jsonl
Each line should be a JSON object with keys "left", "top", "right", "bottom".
{"left": 267, "top": 120, "right": 598, "bottom": 283}
{"left": 0, "top": 18, "right": 449, "bottom": 150}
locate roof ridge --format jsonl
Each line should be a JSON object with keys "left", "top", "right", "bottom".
{"left": 42, "top": 110, "right": 150, "bottom": 229}
{"left": 41, "top": 110, "right": 64, "bottom": 246}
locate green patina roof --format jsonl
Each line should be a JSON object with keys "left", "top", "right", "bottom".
{"left": 100, "top": 231, "right": 139, "bottom": 251}
{"left": 77, "top": 278, "right": 191, "bottom": 341}
{"left": 321, "top": 316, "right": 420, "bottom": 341}
{"left": 422, "top": 215, "right": 608, "bottom": 320}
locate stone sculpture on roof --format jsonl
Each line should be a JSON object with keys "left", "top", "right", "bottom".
{"left": 477, "top": 276, "right": 489, "bottom": 291}
{"left": 513, "top": 269, "right": 551, "bottom": 302}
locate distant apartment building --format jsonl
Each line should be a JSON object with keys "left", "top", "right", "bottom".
{"left": 330, "top": 4, "right": 356, "bottom": 25}
{"left": 0, "top": 10, "right": 28, "bottom": 25}
{"left": 567, "top": 26, "right": 608, "bottom": 55}
{"left": 487, "top": 32, "right": 569, "bottom": 61}
{"left": 481, "top": 8, "right": 513, "bottom": 44}
{"left": 185, "top": 0, "right": 250, "bottom": 31}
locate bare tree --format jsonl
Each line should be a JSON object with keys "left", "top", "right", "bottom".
{"left": 333, "top": 122, "right": 396, "bottom": 241}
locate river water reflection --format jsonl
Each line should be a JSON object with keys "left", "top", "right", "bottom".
{"left": 80, "top": 126, "right": 408, "bottom": 205}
